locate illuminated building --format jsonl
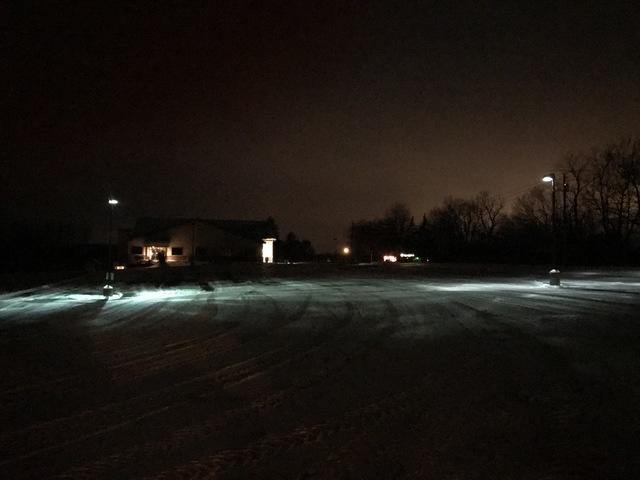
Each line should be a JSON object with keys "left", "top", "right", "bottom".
{"left": 125, "top": 218, "right": 278, "bottom": 265}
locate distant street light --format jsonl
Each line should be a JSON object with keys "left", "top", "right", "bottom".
{"left": 342, "top": 246, "right": 350, "bottom": 255}
{"left": 104, "top": 197, "right": 118, "bottom": 297}
{"left": 542, "top": 174, "right": 560, "bottom": 286}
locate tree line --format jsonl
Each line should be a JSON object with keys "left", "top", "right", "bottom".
{"left": 350, "top": 137, "right": 640, "bottom": 266}
{"left": 277, "top": 232, "right": 315, "bottom": 262}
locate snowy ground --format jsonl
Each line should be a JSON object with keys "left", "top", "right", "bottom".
{"left": 1, "top": 266, "right": 639, "bottom": 479}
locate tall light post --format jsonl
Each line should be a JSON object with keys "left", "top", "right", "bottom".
{"left": 542, "top": 174, "right": 560, "bottom": 285}
{"left": 561, "top": 172, "right": 567, "bottom": 267}
{"left": 104, "top": 198, "right": 118, "bottom": 297}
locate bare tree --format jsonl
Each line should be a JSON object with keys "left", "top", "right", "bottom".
{"left": 587, "top": 139, "right": 639, "bottom": 241}
{"left": 474, "top": 191, "right": 504, "bottom": 238}
{"left": 384, "top": 203, "right": 412, "bottom": 238}
{"left": 513, "top": 186, "right": 551, "bottom": 227}
{"left": 560, "top": 152, "right": 591, "bottom": 231}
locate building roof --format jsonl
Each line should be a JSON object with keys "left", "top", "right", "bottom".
{"left": 130, "top": 217, "right": 277, "bottom": 242}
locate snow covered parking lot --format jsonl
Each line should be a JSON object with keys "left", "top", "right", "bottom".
{"left": 1, "top": 266, "right": 639, "bottom": 479}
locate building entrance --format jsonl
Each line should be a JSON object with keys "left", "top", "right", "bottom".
{"left": 145, "top": 246, "right": 167, "bottom": 263}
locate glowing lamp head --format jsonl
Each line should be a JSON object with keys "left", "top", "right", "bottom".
{"left": 342, "top": 247, "right": 350, "bottom": 255}
{"left": 108, "top": 198, "right": 119, "bottom": 205}
{"left": 542, "top": 174, "right": 555, "bottom": 183}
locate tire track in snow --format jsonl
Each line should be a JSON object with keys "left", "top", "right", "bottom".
{"left": 6, "top": 276, "right": 637, "bottom": 479}
{"left": 141, "top": 372, "right": 437, "bottom": 480}
{"left": 0, "top": 285, "right": 318, "bottom": 474}
{"left": 52, "top": 288, "right": 406, "bottom": 479}
{"left": 53, "top": 301, "right": 358, "bottom": 478}
{"left": 106, "top": 290, "right": 313, "bottom": 384}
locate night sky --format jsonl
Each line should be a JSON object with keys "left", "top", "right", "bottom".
{"left": 5, "top": 1, "right": 640, "bottom": 250}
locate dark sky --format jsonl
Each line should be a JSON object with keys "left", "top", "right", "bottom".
{"left": 5, "top": 1, "right": 640, "bottom": 250}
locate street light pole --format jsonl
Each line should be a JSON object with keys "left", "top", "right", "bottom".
{"left": 542, "top": 174, "right": 559, "bottom": 285}
{"left": 105, "top": 198, "right": 119, "bottom": 296}
{"left": 551, "top": 177, "right": 557, "bottom": 267}
{"left": 562, "top": 172, "right": 567, "bottom": 267}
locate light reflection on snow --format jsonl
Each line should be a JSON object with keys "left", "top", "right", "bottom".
{"left": 3, "top": 275, "right": 640, "bottom": 327}
{"left": 428, "top": 281, "right": 548, "bottom": 292}
{"left": 132, "top": 288, "right": 203, "bottom": 302}
{"left": 564, "top": 281, "right": 640, "bottom": 289}
{"left": 134, "top": 290, "right": 176, "bottom": 301}
{"left": 68, "top": 293, "right": 113, "bottom": 301}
